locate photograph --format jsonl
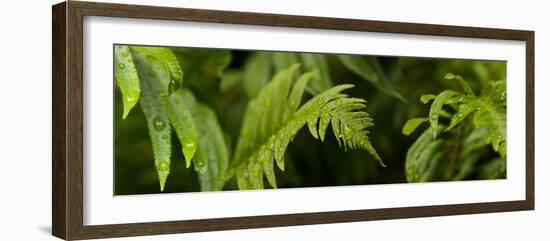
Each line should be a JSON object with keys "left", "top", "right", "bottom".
{"left": 114, "top": 45, "right": 507, "bottom": 195}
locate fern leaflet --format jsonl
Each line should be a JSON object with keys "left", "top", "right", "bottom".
{"left": 230, "top": 64, "right": 383, "bottom": 189}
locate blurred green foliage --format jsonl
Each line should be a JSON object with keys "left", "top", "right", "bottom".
{"left": 114, "top": 45, "right": 506, "bottom": 195}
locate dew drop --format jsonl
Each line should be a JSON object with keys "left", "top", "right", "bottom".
{"left": 458, "top": 97, "right": 464, "bottom": 102}
{"left": 169, "top": 79, "right": 180, "bottom": 93}
{"left": 183, "top": 140, "right": 195, "bottom": 149}
{"left": 118, "top": 63, "right": 126, "bottom": 69}
{"left": 343, "top": 124, "right": 353, "bottom": 139}
{"left": 196, "top": 160, "right": 205, "bottom": 167}
{"left": 153, "top": 117, "right": 166, "bottom": 131}
{"left": 457, "top": 112, "right": 464, "bottom": 118}
{"left": 157, "top": 161, "right": 169, "bottom": 171}
{"left": 431, "top": 114, "right": 438, "bottom": 120}
{"left": 126, "top": 96, "right": 135, "bottom": 103}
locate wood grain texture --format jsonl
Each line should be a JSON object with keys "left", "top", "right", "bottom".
{"left": 52, "top": 2, "right": 67, "bottom": 239}
{"left": 51, "top": 1, "right": 535, "bottom": 240}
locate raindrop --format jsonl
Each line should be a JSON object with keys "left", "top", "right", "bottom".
{"left": 431, "top": 114, "right": 438, "bottom": 120}
{"left": 183, "top": 140, "right": 195, "bottom": 149}
{"left": 169, "top": 79, "right": 180, "bottom": 93}
{"left": 118, "top": 63, "right": 126, "bottom": 69}
{"left": 157, "top": 161, "right": 169, "bottom": 172}
{"left": 153, "top": 117, "right": 166, "bottom": 131}
{"left": 196, "top": 160, "right": 205, "bottom": 167}
{"left": 457, "top": 112, "right": 464, "bottom": 118}
{"left": 126, "top": 96, "right": 135, "bottom": 103}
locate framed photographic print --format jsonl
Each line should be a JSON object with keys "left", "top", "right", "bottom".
{"left": 52, "top": 1, "right": 534, "bottom": 240}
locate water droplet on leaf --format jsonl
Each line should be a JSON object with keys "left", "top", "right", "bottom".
{"left": 157, "top": 161, "right": 169, "bottom": 171}
{"left": 153, "top": 117, "right": 166, "bottom": 131}
{"left": 126, "top": 96, "right": 135, "bottom": 103}
{"left": 183, "top": 140, "right": 195, "bottom": 149}
{"left": 169, "top": 79, "right": 180, "bottom": 93}
{"left": 118, "top": 63, "right": 125, "bottom": 69}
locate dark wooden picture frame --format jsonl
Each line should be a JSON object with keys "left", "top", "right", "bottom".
{"left": 52, "top": 1, "right": 534, "bottom": 240}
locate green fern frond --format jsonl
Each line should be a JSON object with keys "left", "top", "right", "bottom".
{"left": 175, "top": 89, "right": 230, "bottom": 191}
{"left": 407, "top": 73, "right": 506, "bottom": 158}
{"left": 403, "top": 73, "right": 507, "bottom": 182}
{"left": 127, "top": 48, "right": 200, "bottom": 191}
{"left": 230, "top": 64, "right": 383, "bottom": 190}
{"left": 405, "top": 125, "right": 493, "bottom": 182}
{"left": 131, "top": 46, "right": 183, "bottom": 95}
{"left": 114, "top": 45, "right": 140, "bottom": 119}
{"left": 131, "top": 50, "right": 174, "bottom": 191}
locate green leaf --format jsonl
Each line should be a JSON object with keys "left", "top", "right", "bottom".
{"left": 428, "top": 90, "right": 460, "bottom": 138}
{"left": 177, "top": 90, "right": 230, "bottom": 191}
{"left": 165, "top": 92, "right": 199, "bottom": 167}
{"left": 420, "top": 94, "right": 437, "bottom": 104}
{"left": 405, "top": 126, "right": 445, "bottom": 182}
{"left": 231, "top": 64, "right": 383, "bottom": 189}
{"left": 445, "top": 73, "right": 475, "bottom": 97}
{"left": 338, "top": 55, "right": 406, "bottom": 102}
{"left": 131, "top": 46, "right": 183, "bottom": 95}
{"left": 114, "top": 45, "right": 140, "bottom": 119}
{"left": 472, "top": 80, "right": 506, "bottom": 157}
{"left": 131, "top": 50, "right": 172, "bottom": 191}
{"left": 402, "top": 117, "right": 429, "bottom": 135}
{"left": 243, "top": 53, "right": 271, "bottom": 97}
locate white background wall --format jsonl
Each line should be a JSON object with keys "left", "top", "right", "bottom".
{"left": 0, "top": 0, "right": 547, "bottom": 240}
